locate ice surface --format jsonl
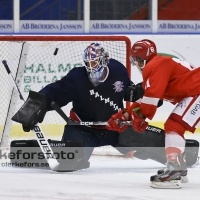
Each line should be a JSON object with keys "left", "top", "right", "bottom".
{"left": 0, "top": 156, "right": 199, "bottom": 200}
{"left": 0, "top": 135, "right": 199, "bottom": 200}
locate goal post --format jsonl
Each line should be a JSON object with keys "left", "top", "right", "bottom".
{"left": 0, "top": 35, "right": 131, "bottom": 151}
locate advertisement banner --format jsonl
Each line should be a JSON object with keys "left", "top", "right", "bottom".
{"left": 20, "top": 20, "right": 84, "bottom": 33}
{"left": 90, "top": 20, "right": 152, "bottom": 33}
{"left": 158, "top": 20, "right": 200, "bottom": 33}
{"left": 0, "top": 20, "right": 13, "bottom": 32}
{"left": 2, "top": 20, "right": 200, "bottom": 33}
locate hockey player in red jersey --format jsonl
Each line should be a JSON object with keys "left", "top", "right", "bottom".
{"left": 107, "top": 39, "right": 200, "bottom": 189}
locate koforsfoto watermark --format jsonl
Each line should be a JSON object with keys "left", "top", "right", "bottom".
{"left": 0, "top": 149, "right": 78, "bottom": 160}
{"left": 1, "top": 161, "right": 49, "bottom": 168}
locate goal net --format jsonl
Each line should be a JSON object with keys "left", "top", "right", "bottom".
{"left": 0, "top": 35, "right": 131, "bottom": 155}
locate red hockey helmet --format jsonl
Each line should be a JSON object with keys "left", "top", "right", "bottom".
{"left": 130, "top": 39, "right": 157, "bottom": 71}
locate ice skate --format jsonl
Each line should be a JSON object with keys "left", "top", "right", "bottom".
{"left": 157, "top": 168, "right": 188, "bottom": 183}
{"left": 150, "top": 160, "right": 187, "bottom": 189}
{"left": 157, "top": 152, "right": 188, "bottom": 183}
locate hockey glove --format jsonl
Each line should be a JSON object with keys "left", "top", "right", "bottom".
{"left": 124, "top": 82, "right": 144, "bottom": 102}
{"left": 131, "top": 111, "right": 148, "bottom": 133}
{"left": 12, "top": 91, "right": 47, "bottom": 132}
{"left": 106, "top": 110, "right": 129, "bottom": 133}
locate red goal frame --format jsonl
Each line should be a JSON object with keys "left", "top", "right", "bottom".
{"left": 0, "top": 35, "right": 131, "bottom": 108}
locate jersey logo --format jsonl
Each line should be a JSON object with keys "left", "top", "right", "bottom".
{"left": 178, "top": 99, "right": 187, "bottom": 108}
{"left": 90, "top": 89, "right": 121, "bottom": 111}
{"left": 113, "top": 81, "right": 124, "bottom": 92}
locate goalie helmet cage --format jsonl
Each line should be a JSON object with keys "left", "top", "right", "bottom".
{"left": 0, "top": 35, "right": 131, "bottom": 156}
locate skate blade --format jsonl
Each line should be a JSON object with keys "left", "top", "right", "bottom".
{"left": 150, "top": 180, "right": 182, "bottom": 189}
{"left": 181, "top": 176, "right": 189, "bottom": 183}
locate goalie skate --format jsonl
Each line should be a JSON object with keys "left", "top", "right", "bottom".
{"left": 150, "top": 160, "right": 187, "bottom": 189}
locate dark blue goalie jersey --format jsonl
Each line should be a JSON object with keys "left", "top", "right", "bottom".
{"left": 40, "top": 58, "right": 130, "bottom": 121}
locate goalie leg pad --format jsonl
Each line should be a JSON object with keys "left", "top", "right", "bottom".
{"left": 10, "top": 139, "right": 89, "bottom": 172}
{"left": 118, "top": 126, "right": 199, "bottom": 167}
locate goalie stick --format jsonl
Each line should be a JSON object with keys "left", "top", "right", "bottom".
{"left": 2, "top": 60, "right": 60, "bottom": 171}
{"left": 51, "top": 101, "right": 134, "bottom": 126}
{"left": 51, "top": 102, "right": 164, "bottom": 134}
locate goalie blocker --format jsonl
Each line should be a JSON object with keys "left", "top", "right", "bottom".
{"left": 12, "top": 91, "right": 47, "bottom": 132}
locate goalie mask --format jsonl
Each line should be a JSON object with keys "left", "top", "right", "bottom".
{"left": 130, "top": 39, "right": 157, "bottom": 73}
{"left": 83, "top": 43, "right": 109, "bottom": 87}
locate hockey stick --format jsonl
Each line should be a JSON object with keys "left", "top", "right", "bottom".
{"left": 51, "top": 102, "right": 164, "bottom": 134}
{"left": 51, "top": 101, "right": 132, "bottom": 126}
{"left": 2, "top": 60, "right": 60, "bottom": 171}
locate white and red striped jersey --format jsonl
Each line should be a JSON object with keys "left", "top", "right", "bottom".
{"left": 137, "top": 55, "right": 200, "bottom": 120}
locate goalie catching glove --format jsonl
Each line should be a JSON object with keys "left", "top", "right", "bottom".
{"left": 12, "top": 91, "right": 47, "bottom": 132}
{"left": 124, "top": 82, "right": 144, "bottom": 102}
{"left": 124, "top": 82, "right": 163, "bottom": 107}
